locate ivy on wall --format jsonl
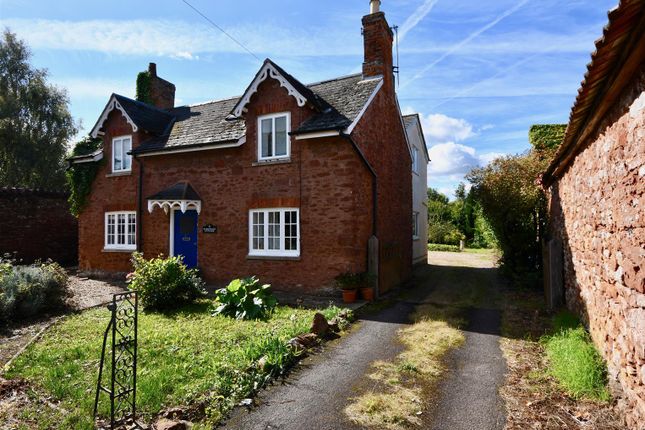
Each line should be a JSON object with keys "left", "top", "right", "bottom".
{"left": 529, "top": 124, "right": 567, "bottom": 159}
{"left": 65, "top": 136, "right": 104, "bottom": 217}
{"left": 136, "top": 71, "right": 152, "bottom": 104}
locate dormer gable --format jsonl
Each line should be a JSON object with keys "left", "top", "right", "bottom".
{"left": 90, "top": 94, "right": 175, "bottom": 139}
{"left": 229, "top": 59, "right": 332, "bottom": 119}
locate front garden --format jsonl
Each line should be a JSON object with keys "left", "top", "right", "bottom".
{"left": 1, "top": 254, "right": 349, "bottom": 429}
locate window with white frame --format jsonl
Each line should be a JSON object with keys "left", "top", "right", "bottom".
{"left": 412, "top": 211, "right": 419, "bottom": 239}
{"left": 105, "top": 211, "right": 136, "bottom": 250}
{"left": 412, "top": 147, "right": 419, "bottom": 174}
{"left": 249, "top": 208, "right": 299, "bottom": 257}
{"left": 258, "top": 113, "right": 290, "bottom": 161}
{"left": 112, "top": 136, "right": 132, "bottom": 173}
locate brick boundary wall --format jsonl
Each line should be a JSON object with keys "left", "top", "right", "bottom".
{"left": 548, "top": 68, "right": 645, "bottom": 428}
{"left": 0, "top": 188, "right": 78, "bottom": 266}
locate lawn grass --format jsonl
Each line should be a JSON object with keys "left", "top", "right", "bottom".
{"left": 542, "top": 311, "right": 610, "bottom": 402}
{"left": 4, "top": 300, "right": 345, "bottom": 429}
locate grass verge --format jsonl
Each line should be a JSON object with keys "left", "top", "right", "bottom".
{"left": 542, "top": 312, "right": 610, "bottom": 401}
{"left": 2, "top": 301, "right": 346, "bottom": 429}
{"left": 427, "top": 243, "right": 460, "bottom": 252}
{"left": 344, "top": 304, "right": 464, "bottom": 429}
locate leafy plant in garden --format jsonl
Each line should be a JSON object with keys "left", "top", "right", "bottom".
{"left": 0, "top": 258, "right": 69, "bottom": 324}
{"left": 334, "top": 272, "right": 365, "bottom": 290}
{"left": 212, "top": 276, "right": 277, "bottom": 320}
{"left": 127, "top": 252, "right": 205, "bottom": 311}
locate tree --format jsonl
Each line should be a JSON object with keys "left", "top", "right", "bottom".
{"left": 467, "top": 152, "right": 547, "bottom": 278}
{"left": 0, "top": 30, "right": 76, "bottom": 190}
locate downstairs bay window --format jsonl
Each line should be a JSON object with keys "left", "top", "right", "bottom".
{"left": 105, "top": 211, "right": 136, "bottom": 250}
{"left": 249, "top": 208, "right": 299, "bottom": 257}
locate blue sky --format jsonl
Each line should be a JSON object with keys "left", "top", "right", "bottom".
{"left": 1, "top": 0, "right": 616, "bottom": 198}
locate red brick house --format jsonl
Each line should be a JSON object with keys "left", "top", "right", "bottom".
{"left": 542, "top": 0, "right": 644, "bottom": 426}
{"left": 70, "top": 2, "right": 413, "bottom": 295}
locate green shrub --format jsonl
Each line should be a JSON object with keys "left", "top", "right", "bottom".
{"left": 427, "top": 221, "right": 464, "bottom": 245}
{"left": 334, "top": 272, "right": 365, "bottom": 290}
{"left": 128, "top": 252, "right": 205, "bottom": 311}
{"left": 212, "top": 276, "right": 277, "bottom": 320}
{"left": 542, "top": 312, "right": 610, "bottom": 401}
{"left": 427, "top": 243, "right": 461, "bottom": 252}
{"left": 0, "top": 260, "right": 69, "bottom": 324}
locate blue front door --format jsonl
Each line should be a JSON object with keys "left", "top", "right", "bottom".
{"left": 173, "top": 210, "right": 198, "bottom": 268}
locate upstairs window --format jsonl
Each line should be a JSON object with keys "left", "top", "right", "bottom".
{"left": 112, "top": 136, "right": 132, "bottom": 173}
{"left": 258, "top": 113, "right": 290, "bottom": 161}
{"left": 412, "top": 146, "right": 419, "bottom": 174}
{"left": 249, "top": 208, "right": 299, "bottom": 257}
{"left": 105, "top": 211, "right": 136, "bottom": 250}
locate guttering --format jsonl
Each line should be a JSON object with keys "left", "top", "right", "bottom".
{"left": 134, "top": 137, "right": 245, "bottom": 157}
{"left": 134, "top": 155, "right": 144, "bottom": 251}
{"left": 293, "top": 130, "right": 341, "bottom": 140}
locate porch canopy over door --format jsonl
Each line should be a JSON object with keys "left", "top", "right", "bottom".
{"left": 147, "top": 181, "right": 202, "bottom": 214}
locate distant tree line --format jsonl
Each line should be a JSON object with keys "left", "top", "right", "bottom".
{"left": 426, "top": 183, "right": 496, "bottom": 249}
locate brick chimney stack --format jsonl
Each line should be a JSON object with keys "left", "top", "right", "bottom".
{"left": 362, "top": 1, "right": 394, "bottom": 91}
{"left": 147, "top": 63, "right": 175, "bottom": 110}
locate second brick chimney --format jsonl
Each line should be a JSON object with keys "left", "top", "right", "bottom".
{"left": 362, "top": 1, "right": 394, "bottom": 90}
{"left": 147, "top": 63, "right": 175, "bottom": 110}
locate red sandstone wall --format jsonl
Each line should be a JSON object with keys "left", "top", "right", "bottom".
{"left": 78, "top": 110, "right": 151, "bottom": 274}
{"left": 352, "top": 86, "right": 413, "bottom": 293}
{"left": 78, "top": 79, "right": 374, "bottom": 292}
{"left": 548, "top": 70, "right": 644, "bottom": 428}
{"left": 0, "top": 188, "right": 78, "bottom": 265}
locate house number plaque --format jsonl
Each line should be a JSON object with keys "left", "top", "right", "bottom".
{"left": 202, "top": 224, "right": 217, "bottom": 233}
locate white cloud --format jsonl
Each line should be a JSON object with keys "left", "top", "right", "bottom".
{"left": 420, "top": 113, "right": 475, "bottom": 144}
{"left": 427, "top": 142, "right": 480, "bottom": 175}
{"left": 399, "top": 0, "right": 439, "bottom": 42}
{"left": 0, "top": 18, "right": 362, "bottom": 58}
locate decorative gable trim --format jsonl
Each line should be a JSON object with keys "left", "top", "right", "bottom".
{"left": 230, "top": 62, "right": 308, "bottom": 118}
{"left": 90, "top": 95, "right": 139, "bottom": 138}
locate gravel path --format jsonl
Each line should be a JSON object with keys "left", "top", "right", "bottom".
{"left": 0, "top": 272, "right": 126, "bottom": 368}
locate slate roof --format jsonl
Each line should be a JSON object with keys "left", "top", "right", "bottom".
{"left": 112, "top": 94, "right": 174, "bottom": 136}
{"left": 147, "top": 182, "right": 201, "bottom": 201}
{"left": 129, "top": 64, "right": 382, "bottom": 155}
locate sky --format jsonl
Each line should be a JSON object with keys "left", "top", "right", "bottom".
{"left": 0, "top": 0, "right": 617, "bottom": 199}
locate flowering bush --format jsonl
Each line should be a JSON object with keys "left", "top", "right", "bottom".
{"left": 0, "top": 258, "right": 69, "bottom": 324}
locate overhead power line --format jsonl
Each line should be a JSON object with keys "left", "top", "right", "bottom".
{"left": 180, "top": 0, "right": 261, "bottom": 62}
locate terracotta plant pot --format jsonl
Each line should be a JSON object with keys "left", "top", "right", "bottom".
{"left": 360, "top": 287, "right": 375, "bottom": 302}
{"left": 342, "top": 289, "right": 358, "bottom": 303}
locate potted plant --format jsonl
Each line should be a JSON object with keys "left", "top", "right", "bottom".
{"left": 335, "top": 272, "right": 359, "bottom": 303}
{"left": 359, "top": 273, "right": 376, "bottom": 302}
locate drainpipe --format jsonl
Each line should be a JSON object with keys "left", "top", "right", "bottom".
{"left": 134, "top": 154, "right": 144, "bottom": 252}
{"left": 340, "top": 132, "right": 379, "bottom": 297}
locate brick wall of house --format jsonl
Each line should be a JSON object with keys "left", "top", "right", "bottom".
{"left": 0, "top": 188, "right": 78, "bottom": 265}
{"left": 78, "top": 78, "right": 374, "bottom": 292}
{"left": 352, "top": 85, "right": 413, "bottom": 293}
{"left": 548, "top": 69, "right": 645, "bottom": 427}
{"left": 78, "top": 110, "right": 151, "bottom": 275}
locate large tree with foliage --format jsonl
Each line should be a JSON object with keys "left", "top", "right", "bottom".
{"left": 466, "top": 124, "right": 565, "bottom": 282}
{"left": 0, "top": 30, "right": 76, "bottom": 190}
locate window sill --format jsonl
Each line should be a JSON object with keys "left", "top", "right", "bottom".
{"left": 413, "top": 236, "right": 420, "bottom": 241}
{"left": 106, "top": 171, "right": 132, "bottom": 177}
{"left": 102, "top": 248, "right": 136, "bottom": 253}
{"left": 252, "top": 158, "right": 291, "bottom": 167}
{"left": 246, "top": 254, "right": 301, "bottom": 261}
